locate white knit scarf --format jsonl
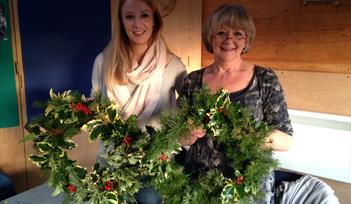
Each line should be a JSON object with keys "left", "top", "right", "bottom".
{"left": 107, "top": 38, "right": 166, "bottom": 126}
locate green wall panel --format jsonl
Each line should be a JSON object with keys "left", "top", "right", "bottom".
{"left": 0, "top": 0, "right": 19, "bottom": 128}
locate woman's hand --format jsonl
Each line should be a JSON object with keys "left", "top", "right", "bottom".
{"left": 179, "top": 128, "right": 206, "bottom": 146}
{"left": 263, "top": 130, "right": 293, "bottom": 151}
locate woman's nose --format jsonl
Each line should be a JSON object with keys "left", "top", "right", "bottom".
{"left": 132, "top": 18, "right": 141, "bottom": 28}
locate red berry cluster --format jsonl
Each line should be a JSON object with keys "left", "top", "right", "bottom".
{"left": 123, "top": 136, "right": 132, "bottom": 145}
{"left": 104, "top": 181, "right": 112, "bottom": 191}
{"left": 235, "top": 175, "right": 244, "bottom": 185}
{"left": 67, "top": 184, "right": 77, "bottom": 193}
{"left": 159, "top": 153, "right": 168, "bottom": 162}
{"left": 70, "top": 102, "right": 92, "bottom": 115}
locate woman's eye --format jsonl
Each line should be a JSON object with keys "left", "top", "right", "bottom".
{"left": 234, "top": 32, "right": 243, "bottom": 37}
{"left": 141, "top": 13, "right": 150, "bottom": 18}
{"left": 124, "top": 15, "right": 134, "bottom": 20}
{"left": 217, "top": 31, "right": 227, "bottom": 36}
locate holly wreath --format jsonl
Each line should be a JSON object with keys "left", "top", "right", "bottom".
{"left": 23, "top": 88, "right": 277, "bottom": 203}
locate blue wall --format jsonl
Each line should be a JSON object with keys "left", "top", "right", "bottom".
{"left": 18, "top": 0, "right": 111, "bottom": 118}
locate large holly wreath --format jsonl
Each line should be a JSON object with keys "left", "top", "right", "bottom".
{"left": 23, "top": 88, "right": 277, "bottom": 204}
{"left": 23, "top": 89, "right": 157, "bottom": 203}
{"left": 147, "top": 88, "right": 278, "bottom": 203}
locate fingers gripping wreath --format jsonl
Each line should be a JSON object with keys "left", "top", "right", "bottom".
{"left": 24, "top": 88, "right": 277, "bottom": 203}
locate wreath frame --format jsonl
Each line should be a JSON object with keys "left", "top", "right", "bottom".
{"left": 24, "top": 88, "right": 278, "bottom": 204}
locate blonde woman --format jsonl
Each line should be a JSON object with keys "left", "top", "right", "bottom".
{"left": 91, "top": 0, "right": 186, "bottom": 203}
{"left": 92, "top": 0, "right": 185, "bottom": 128}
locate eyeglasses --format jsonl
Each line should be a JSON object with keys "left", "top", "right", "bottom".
{"left": 213, "top": 31, "right": 247, "bottom": 41}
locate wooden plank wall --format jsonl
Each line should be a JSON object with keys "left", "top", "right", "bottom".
{"left": 162, "top": 0, "right": 202, "bottom": 72}
{"left": 203, "top": 0, "right": 351, "bottom": 116}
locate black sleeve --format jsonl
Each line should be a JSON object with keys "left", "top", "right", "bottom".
{"left": 178, "top": 69, "right": 204, "bottom": 103}
{"left": 174, "top": 70, "right": 187, "bottom": 95}
{"left": 262, "top": 70, "right": 293, "bottom": 136}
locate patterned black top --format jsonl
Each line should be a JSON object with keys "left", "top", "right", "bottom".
{"left": 180, "top": 65, "right": 293, "bottom": 136}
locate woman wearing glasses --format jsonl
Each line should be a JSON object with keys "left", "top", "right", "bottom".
{"left": 179, "top": 4, "right": 339, "bottom": 203}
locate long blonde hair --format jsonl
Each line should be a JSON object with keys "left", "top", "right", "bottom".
{"left": 103, "top": 0, "right": 163, "bottom": 89}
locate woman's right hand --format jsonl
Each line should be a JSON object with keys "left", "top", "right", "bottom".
{"left": 179, "top": 128, "right": 206, "bottom": 146}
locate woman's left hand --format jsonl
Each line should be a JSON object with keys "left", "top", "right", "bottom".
{"left": 263, "top": 130, "right": 293, "bottom": 151}
{"left": 179, "top": 128, "right": 206, "bottom": 146}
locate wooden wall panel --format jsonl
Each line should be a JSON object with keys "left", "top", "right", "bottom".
{"left": 276, "top": 70, "right": 351, "bottom": 116}
{"left": 162, "top": 0, "right": 202, "bottom": 72}
{"left": 0, "top": 128, "right": 26, "bottom": 193}
{"left": 202, "top": 0, "right": 351, "bottom": 74}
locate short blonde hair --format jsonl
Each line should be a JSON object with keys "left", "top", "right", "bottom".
{"left": 203, "top": 4, "right": 255, "bottom": 54}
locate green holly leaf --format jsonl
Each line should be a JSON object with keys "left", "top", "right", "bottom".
{"left": 51, "top": 172, "right": 66, "bottom": 187}
{"left": 106, "top": 105, "right": 118, "bottom": 120}
{"left": 73, "top": 166, "right": 87, "bottom": 179}
{"left": 106, "top": 192, "right": 118, "bottom": 204}
{"left": 24, "top": 122, "right": 41, "bottom": 134}
{"left": 52, "top": 186, "right": 64, "bottom": 197}
{"left": 89, "top": 124, "right": 105, "bottom": 140}
{"left": 215, "top": 90, "right": 230, "bottom": 108}
{"left": 30, "top": 155, "right": 48, "bottom": 166}
{"left": 19, "top": 133, "right": 37, "bottom": 143}
{"left": 57, "top": 147, "right": 66, "bottom": 158}
{"left": 251, "top": 184, "right": 260, "bottom": 195}
{"left": 49, "top": 88, "right": 57, "bottom": 100}
{"left": 45, "top": 104, "right": 55, "bottom": 116}
{"left": 197, "top": 108, "right": 206, "bottom": 118}
{"left": 128, "top": 157, "right": 139, "bottom": 165}
{"left": 37, "top": 142, "right": 54, "bottom": 152}
{"left": 63, "top": 127, "right": 80, "bottom": 138}
{"left": 221, "top": 183, "right": 237, "bottom": 203}
{"left": 63, "top": 139, "right": 77, "bottom": 150}
{"left": 244, "top": 183, "right": 251, "bottom": 193}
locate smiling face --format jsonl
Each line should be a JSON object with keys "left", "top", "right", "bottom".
{"left": 202, "top": 4, "right": 256, "bottom": 56}
{"left": 211, "top": 27, "right": 247, "bottom": 62}
{"left": 121, "top": 0, "right": 155, "bottom": 49}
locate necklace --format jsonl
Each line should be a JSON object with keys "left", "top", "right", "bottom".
{"left": 205, "top": 61, "right": 252, "bottom": 92}
{"left": 212, "top": 61, "right": 245, "bottom": 79}
{"left": 205, "top": 61, "right": 244, "bottom": 90}
{"left": 222, "top": 61, "right": 246, "bottom": 86}
{"left": 215, "top": 61, "right": 244, "bottom": 74}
